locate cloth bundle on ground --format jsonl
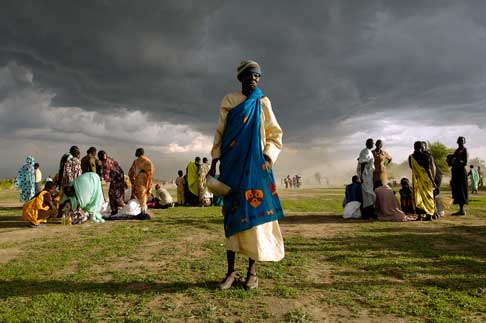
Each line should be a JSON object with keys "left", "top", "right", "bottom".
{"left": 343, "top": 201, "right": 362, "bottom": 219}
{"left": 103, "top": 199, "right": 151, "bottom": 220}
{"left": 69, "top": 173, "right": 105, "bottom": 223}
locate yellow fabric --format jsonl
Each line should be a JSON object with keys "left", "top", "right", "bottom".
{"left": 22, "top": 191, "right": 49, "bottom": 225}
{"left": 128, "top": 155, "right": 154, "bottom": 209}
{"left": 411, "top": 156, "right": 435, "bottom": 215}
{"left": 187, "top": 161, "right": 199, "bottom": 197}
{"left": 226, "top": 221, "right": 284, "bottom": 261}
{"left": 211, "top": 92, "right": 283, "bottom": 165}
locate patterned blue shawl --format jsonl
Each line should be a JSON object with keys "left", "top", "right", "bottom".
{"left": 219, "top": 87, "right": 284, "bottom": 237}
{"left": 15, "top": 156, "right": 36, "bottom": 203}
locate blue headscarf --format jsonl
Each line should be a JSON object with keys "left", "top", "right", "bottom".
{"left": 219, "top": 87, "right": 284, "bottom": 237}
{"left": 15, "top": 156, "right": 36, "bottom": 203}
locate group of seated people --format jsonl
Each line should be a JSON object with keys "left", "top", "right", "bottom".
{"left": 342, "top": 175, "right": 441, "bottom": 221}
{"left": 22, "top": 173, "right": 179, "bottom": 226}
{"left": 20, "top": 147, "right": 225, "bottom": 227}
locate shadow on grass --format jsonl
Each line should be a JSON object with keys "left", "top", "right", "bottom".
{"left": 285, "top": 224, "right": 486, "bottom": 291}
{"left": 0, "top": 206, "right": 22, "bottom": 212}
{"left": 0, "top": 207, "right": 29, "bottom": 228}
{"left": 0, "top": 279, "right": 220, "bottom": 298}
{"left": 280, "top": 214, "right": 365, "bottom": 224}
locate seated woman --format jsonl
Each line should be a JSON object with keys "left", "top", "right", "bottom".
{"left": 63, "top": 172, "right": 105, "bottom": 223}
{"left": 399, "top": 178, "right": 415, "bottom": 215}
{"left": 374, "top": 180, "right": 415, "bottom": 222}
{"left": 22, "top": 181, "right": 58, "bottom": 227}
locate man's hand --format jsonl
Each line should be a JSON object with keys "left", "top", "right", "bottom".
{"left": 264, "top": 154, "right": 273, "bottom": 168}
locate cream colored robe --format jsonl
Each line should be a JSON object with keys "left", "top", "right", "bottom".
{"left": 211, "top": 91, "right": 284, "bottom": 261}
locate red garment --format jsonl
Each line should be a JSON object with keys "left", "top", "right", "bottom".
{"left": 62, "top": 157, "right": 82, "bottom": 186}
{"left": 100, "top": 156, "right": 116, "bottom": 182}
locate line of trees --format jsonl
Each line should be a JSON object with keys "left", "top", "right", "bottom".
{"left": 387, "top": 141, "right": 485, "bottom": 181}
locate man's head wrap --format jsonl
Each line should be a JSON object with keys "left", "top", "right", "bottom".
{"left": 237, "top": 60, "right": 261, "bottom": 81}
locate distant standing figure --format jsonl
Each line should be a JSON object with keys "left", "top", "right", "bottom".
{"left": 62, "top": 146, "right": 82, "bottom": 187}
{"left": 409, "top": 141, "right": 436, "bottom": 221}
{"left": 422, "top": 141, "right": 442, "bottom": 193}
{"left": 287, "top": 175, "right": 293, "bottom": 188}
{"left": 81, "top": 147, "right": 98, "bottom": 174}
{"left": 478, "top": 166, "right": 483, "bottom": 190}
{"left": 468, "top": 165, "right": 479, "bottom": 194}
{"left": 56, "top": 146, "right": 80, "bottom": 190}
{"left": 175, "top": 170, "right": 185, "bottom": 206}
{"left": 99, "top": 151, "right": 125, "bottom": 215}
{"left": 372, "top": 139, "right": 392, "bottom": 187}
{"left": 449, "top": 137, "right": 468, "bottom": 216}
{"left": 284, "top": 177, "right": 289, "bottom": 189}
{"left": 15, "top": 156, "right": 36, "bottom": 203}
{"left": 34, "top": 163, "right": 43, "bottom": 194}
{"left": 128, "top": 148, "right": 154, "bottom": 214}
{"left": 358, "top": 138, "right": 376, "bottom": 218}
{"left": 198, "top": 157, "right": 210, "bottom": 204}
{"left": 186, "top": 157, "right": 200, "bottom": 206}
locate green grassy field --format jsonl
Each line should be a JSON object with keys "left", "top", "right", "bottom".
{"left": 0, "top": 187, "right": 485, "bottom": 322}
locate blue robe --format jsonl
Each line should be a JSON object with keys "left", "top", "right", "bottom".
{"left": 219, "top": 87, "right": 284, "bottom": 237}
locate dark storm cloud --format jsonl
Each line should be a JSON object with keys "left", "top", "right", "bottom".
{"left": 1, "top": 0, "right": 486, "bottom": 143}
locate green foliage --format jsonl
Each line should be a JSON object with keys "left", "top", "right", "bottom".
{"left": 386, "top": 160, "right": 411, "bottom": 183}
{"left": 0, "top": 179, "right": 14, "bottom": 190}
{"left": 428, "top": 141, "right": 454, "bottom": 176}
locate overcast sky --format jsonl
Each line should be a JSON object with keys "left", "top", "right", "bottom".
{"left": 1, "top": 0, "right": 486, "bottom": 184}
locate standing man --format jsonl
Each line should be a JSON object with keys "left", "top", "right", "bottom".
{"left": 34, "top": 163, "right": 43, "bottom": 194}
{"left": 478, "top": 166, "right": 484, "bottom": 190}
{"left": 198, "top": 157, "right": 211, "bottom": 205}
{"left": 372, "top": 139, "right": 392, "bottom": 187}
{"left": 409, "top": 141, "right": 436, "bottom": 221}
{"left": 209, "top": 60, "right": 284, "bottom": 290}
{"left": 81, "top": 147, "right": 98, "bottom": 174}
{"left": 358, "top": 138, "right": 376, "bottom": 219}
{"left": 186, "top": 157, "right": 200, "bottom": 206}
{"left": 128, "top": 148, "right": 154, "bottom": 214}
{"left": 175, "top": 170, "right": 185, "bottom": 206}
{"left": 449, "top": 137, "right": 468, "bottom": 216}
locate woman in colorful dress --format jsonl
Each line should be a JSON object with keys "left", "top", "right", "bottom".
{"left": 15, "top": 156, "right": 36, "bottom": 203}
{"left": 128, "top": 148, "right": 154, "bottom": 214}
{"left": 98, "top": 151, "right": 126, "bottom": 215}
{"left": 22, "top": 181, "right": 57, "bottom": 226}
